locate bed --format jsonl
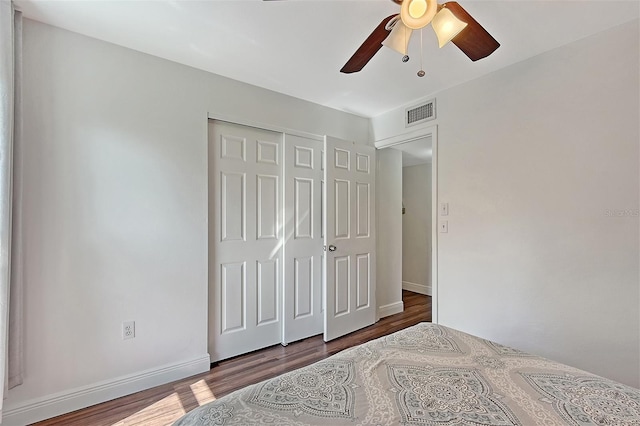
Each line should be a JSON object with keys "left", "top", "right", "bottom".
{"left": 174, "top": 323, "right": 640, "bottom": 425}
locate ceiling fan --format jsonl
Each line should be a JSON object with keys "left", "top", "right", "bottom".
{"left": 341, "top": 0, "right": 500, "bottom": 75}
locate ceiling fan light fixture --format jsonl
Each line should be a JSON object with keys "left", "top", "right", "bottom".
{"left": 400, "top": 0, "right": 438, "bottom": 30}
{"left": 432, "top": 6, "right": 468, "bottom": 48}
{"left": 409, "top": 0, "right": 427, "bottom": 18}
{"left": 382, "top": 17, "right": 413, "bottom": 55}
{"left": 341, "top": 1, "right": 499, "bottom": 74}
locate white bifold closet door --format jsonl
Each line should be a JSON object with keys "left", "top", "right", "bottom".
{"left": 282, "top": 134, "right": 324, "bottom": 344}
{"left": 208, "top": 122, "right": 376, "bottom": 362}
{"left": 209, "top": 121, "right": 284, "bottom": 362}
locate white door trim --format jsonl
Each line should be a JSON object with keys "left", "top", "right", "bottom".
{"left": 374, "top": 125, "right": 439, "bottom": 324}
{"left": 207, "top": 112, "right": 323, "bottom": 142}
{"left": 374, "top": 125, "right": 437, "bottom": 150}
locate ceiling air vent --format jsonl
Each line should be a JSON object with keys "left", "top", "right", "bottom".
{"left": 405, "top": 99, "right": 436, "bottom": 128}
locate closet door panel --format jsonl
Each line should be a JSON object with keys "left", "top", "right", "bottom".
{"left": 209, "top": 120, "right": 283, "bottom": 362}
{"left": 283, "top": 134, "right": 323, "bottom": 344}
{"left": 294, "top": 256, "right": 313, "bottom": 319}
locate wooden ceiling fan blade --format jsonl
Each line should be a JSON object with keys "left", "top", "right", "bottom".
{"left": 341, "top": 14, "right": 397, "bottom": 74}
{"left": 444, "top": 2, "right": 499, "bottom": 61}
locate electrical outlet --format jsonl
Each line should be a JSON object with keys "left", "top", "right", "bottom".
{"left": 123, "top": 321, "right": 135, "bottom": 340}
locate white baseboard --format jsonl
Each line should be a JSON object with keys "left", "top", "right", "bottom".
{"left": 3, "top": 354, "right": 211, "bottom": 426}
{"left": 403, "top": 281, "right": 432, "bottom": 296}
{"left": 378, "top": 301, "right": 404, "bottom": 319}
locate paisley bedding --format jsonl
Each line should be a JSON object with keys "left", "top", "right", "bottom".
{"left": 174, "top": 323, "right": 640, "bottom": 425}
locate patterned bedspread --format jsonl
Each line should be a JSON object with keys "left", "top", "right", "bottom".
{"left": 174, "top": 323, "right": 640, "bottom": 425}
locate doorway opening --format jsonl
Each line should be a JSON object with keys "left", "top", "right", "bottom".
{"left": 375, "top": 125, "right": 438, "bottom": 322}
{"left": 397, "top": 137, "right": 433, "bottom": 298}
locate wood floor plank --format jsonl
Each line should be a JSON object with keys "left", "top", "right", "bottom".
{"left": 32, "top": 291, "right": 430, "bottom": 426}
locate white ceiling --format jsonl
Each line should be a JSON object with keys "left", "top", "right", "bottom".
{"left": 14, "top": 0, "right": 640, "bottom": 118}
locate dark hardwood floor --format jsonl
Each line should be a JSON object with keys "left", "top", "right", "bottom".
{"left": 33, "top": 290, "right": 430, "bottom": 426}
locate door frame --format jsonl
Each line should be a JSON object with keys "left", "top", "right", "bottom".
{"left": 374, "top": 125, "right": 439, "bottom": 323}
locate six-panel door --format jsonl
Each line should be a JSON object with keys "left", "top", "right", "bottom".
{"left": 283, "top": 134, "right": 324, "bottom": 344}
{"left": 209, "top": 121, "right": 283, "bottom": 362}
{"left": 324, "top": 136, "right": 376, "bottom": 342}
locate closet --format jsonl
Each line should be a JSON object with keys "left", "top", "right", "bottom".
{"left": 208, "top": 120, "right": 377, "bottom": 362}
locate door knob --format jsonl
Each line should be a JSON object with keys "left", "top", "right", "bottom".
{"left": 328, "top": 245, "right": 337, "bottom": 252}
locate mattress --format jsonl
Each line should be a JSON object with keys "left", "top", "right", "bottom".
{"left": 174, "top": 323, "right": 640, "bottom": 425}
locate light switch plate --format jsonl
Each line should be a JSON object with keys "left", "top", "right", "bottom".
{"left": 440, "top": 221, "right": 448, "bottom": 233}
{"left": 440, "top": 203, "right": 449, "bottom": 216}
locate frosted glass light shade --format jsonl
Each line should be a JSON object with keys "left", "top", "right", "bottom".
{"left": 432, "top": 7, "right": 468, "bottom": 48}
{"left": 400, "top": 0, "right": 438, "bottom": 30}
{"left": 382, "top": 19, "right": 413, "bottom": 55}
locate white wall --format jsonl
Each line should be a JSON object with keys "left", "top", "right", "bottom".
{"left": 5, "top": 19, "right": 370, "bottom": 424}
{"left": 373, "top": 20, "right": 640, "bottom": 387}
{"left": 375, "top": 148, "right": 403, "bottom": 318}
{"left": 402, "top": 163, "right": 432, "bottom": 295}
